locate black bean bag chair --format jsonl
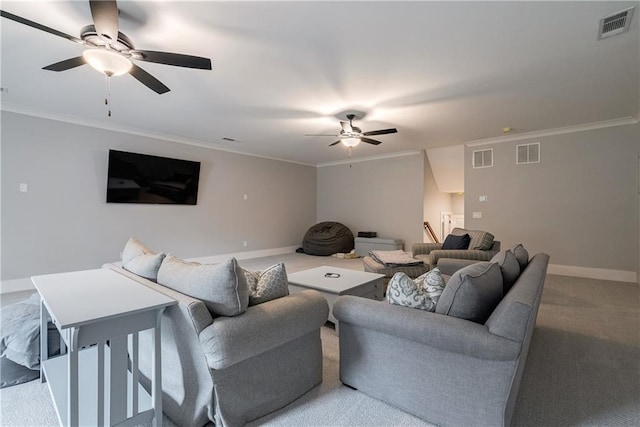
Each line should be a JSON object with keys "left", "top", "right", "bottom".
{"left": 302, "top": 221, "right": 354, "bottom": 256}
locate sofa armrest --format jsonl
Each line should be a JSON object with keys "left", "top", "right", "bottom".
{"left": 198, "top": 290, "right": 329, "bottom": 369}
{"left": 428, "top": 249, "right": 497, "bottom": 266}
{"left": 333, "top": 296, "right": 520, "bottom": 361}
{"left": 436, "top": 258, "right": 480, "bottom": 276}
{"left": 412, "top": 242, "right": 443, "bottom": 256}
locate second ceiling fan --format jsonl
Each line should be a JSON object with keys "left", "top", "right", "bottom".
{"left": 306, "top": 114, "right": 398, "bottom": 148}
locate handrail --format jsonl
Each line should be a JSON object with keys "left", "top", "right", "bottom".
{"left": 423, "top": 221, "right": 439, "bottom": 243}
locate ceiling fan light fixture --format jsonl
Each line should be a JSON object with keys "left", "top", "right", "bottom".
{"left": 342, "top": 137, "right": 361, "bottom": 147}
{"left": 82, "top": 48, "right": 132, "bottom": 76}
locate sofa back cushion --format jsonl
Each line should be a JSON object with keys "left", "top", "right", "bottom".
{"left": 490, "top": 250, "right": 521, "bottom": 294}
{"left": 121, "top": 237, "right": 165, "bottom": 281}
{"left": 157, "top": 255, "right": 249, "bottom": 317}
{"left": 451, "top": 228, "right": 494, "bottom": 250}
{"left": 511, "top": 244, "right": 530, "bottom": 270}
{"left": 436, "top": 262, "right": 503, "bottom": 323}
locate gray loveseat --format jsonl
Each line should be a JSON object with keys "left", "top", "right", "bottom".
{"left": 333, "top": 251, "right": 549, "bottom": 426}
{"left": 103, "top": 262, "right": 329, "bottom": 427}
{"left": 412, "top": 227, "right": 501, "bottom": 269}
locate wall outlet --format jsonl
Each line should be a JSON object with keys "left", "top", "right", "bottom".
{"left": 472, "top": 212, "right": 482, "bottom": 219}
{"left": 243, "top": 194, "right": 248, "bottom": 200}
{"left": 243, "top": 241, "right": 248, "bottom": 247}
{"left": 19, "top": 183, "right": 28, "bottom": 192}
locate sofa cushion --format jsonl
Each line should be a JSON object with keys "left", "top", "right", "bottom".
{"left": 452, "top": 228, "right": 495, "bottom": 250}
{"left": 243, "top": 263, "right": 290, "bottom": 306}
{"left": 436, "top": 262, "right": 503, "bottom": 323}
{"left": 157, "top": 255, "right": 249, "bottom": 317}
{"left": 490, "top": 250, "right": 521, "bottom": 294}
{"left": 121, "top": 237, "right": 165, "bottom": 281}
{"left": 511, "top": 244, "right": 529, "bottom": 270}
{"left": 442, "top": 233, "right": 471, "bottom": 250}
{"left": 387, "top": 268, "right": 445, "bottom": 312}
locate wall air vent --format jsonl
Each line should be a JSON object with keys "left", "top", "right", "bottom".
{"left": 598, "top": 7, "right": 635, "bottom": 39}
{"left": 472, "top": 148, "right": 493, "bottom": 169}
{"left": 516, "top": 142, "right": 540, "bottom": 164}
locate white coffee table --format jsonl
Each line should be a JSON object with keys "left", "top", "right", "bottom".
{"left": 33, "top": 268, "right": 176, "bottom": 427}
{"left": 287, "top": 266, "right": 384, "bottom": 332}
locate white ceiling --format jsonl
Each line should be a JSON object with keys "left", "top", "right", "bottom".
{"left": 1, "top": 1, "right": 638, "bottom": 165}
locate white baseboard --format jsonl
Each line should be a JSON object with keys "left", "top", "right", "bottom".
{"left": 0, "top": 278, "right": 35, "bottom": 294}
{"left": 548, "top": 264, "right": 637, "bottom": 283}
{"left": 186, "top": 245, "right": 300, "bottom": 264}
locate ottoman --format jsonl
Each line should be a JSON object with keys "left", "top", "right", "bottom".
{"left": 362, "top": 256, "right": 430, "bottom": 292}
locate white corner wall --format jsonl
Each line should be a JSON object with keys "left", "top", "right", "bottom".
{"left": 317, "top": 152, "right": 424, "bottom": 251}
{"left": 1, "top": 112, "right": 317, "bottom": 282}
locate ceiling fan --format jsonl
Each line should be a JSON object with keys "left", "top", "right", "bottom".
{"left": 306, "top": 114, "right": 398, "bottom": 148}
{"left": 0, "top": 0, "right": 212, "bottom": 95}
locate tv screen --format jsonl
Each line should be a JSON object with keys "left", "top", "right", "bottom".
{"left": 106, "top": 150, "right": 201, "bottom": 205}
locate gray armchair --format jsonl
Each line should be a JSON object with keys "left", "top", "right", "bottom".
{"left": 412, "top": 227, "right": 500, "bottom": 269}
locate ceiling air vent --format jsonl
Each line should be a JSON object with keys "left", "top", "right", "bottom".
{"left": 598, "top": 7, "right": 635, "bottom": 40}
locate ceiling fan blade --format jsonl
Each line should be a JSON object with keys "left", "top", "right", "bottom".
{"left": 340, "top": 121, "right": 353, "bottom": 133}
{"left": 363, "top": 128, "right": 398, "bottom": 136}
{"left": 329, "top": 141, "right": 342, "bottom": 147}
{"left": 305, "top": 134, "right": 337, "bottom": 137}
{"left": 43, "top": 56, "right": 86, "bottom": 72}
{"left": 129, "top": 64, "right": 170, "bottom": 94}
{"left": 361, "top": 137, "right": 382, "bottom": 146}
{"left": 0, "top": 10, "right": 83, "bottom": 44}
{"left": 89, "top": 0, "right": 119, "bottom": 43}
{"left": 134, "top": 50, "right": 212, "bottom": 70}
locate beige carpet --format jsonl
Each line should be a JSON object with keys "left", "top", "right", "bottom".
{"left": 1, "top": 254, "right": 638, "bottom": 426}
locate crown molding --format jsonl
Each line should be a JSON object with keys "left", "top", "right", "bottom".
{"left": 1, "top": 103, "right": 315, "bottom": 167}
{"left": 465, "top": 116, "right": 639, "bottom": 147}
{"left": 316, "top": 149, "right": 423, "bottom": 168}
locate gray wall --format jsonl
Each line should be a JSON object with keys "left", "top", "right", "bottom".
{"left": 1, "top": 112, "right": 317, "bottom": 280}
{"left": 317, "top": 153, "right": 424, "bottom": 251}
{"left": 465, "top": 123, "right": 639, "bottom": 272}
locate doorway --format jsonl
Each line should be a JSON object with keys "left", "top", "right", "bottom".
{"left": 441, "top": 212, "right": 465, "bottom": 241}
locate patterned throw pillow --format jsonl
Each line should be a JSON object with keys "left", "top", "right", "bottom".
{"left": 121, "top": 237, "right": 165, "bottom": 281}
{"left": 386, "top": 268, "right": 446, "bottom": 312}
{"left": 243, "top": 263, "right": 290, "bottom": 306}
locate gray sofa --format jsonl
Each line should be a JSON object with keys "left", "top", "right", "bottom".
{"left": 412, "top": 227, "right": 501, "bottom": 269}
{"left": 103, "top": 263, "right": 329, "bottom": 427}
{"left": 333, "top": 252, "right": 550, "bottom": 426}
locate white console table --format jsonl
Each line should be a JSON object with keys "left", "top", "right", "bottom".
{"left": 32, "top": 269, "right": 176, "bottom": 427}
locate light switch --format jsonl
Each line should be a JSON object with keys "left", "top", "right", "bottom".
{"left": 243, "top": 194, "right": 248, "bottom": 200}
{"left": 19, "top": 183, "right": 28, "bottom": 193}
{"left": 479, "top": 195, "right": 488, "bottom": 202}
{"left": 472, "top": 212, "right": 482, "bottom": 219}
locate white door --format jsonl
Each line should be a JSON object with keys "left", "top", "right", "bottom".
{"left": 441, "top": 212, "right": 465, "bottom": 240}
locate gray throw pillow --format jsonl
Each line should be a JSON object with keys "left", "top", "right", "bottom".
{"left": 511, "top": 244, "right": 529, "bottom": 270}
{"left": 435, "top": 262, "right": 503, "bottom": 323}
{"left": 490, "top": 250, "right": 521, "bottom": 294}
{"left": 121, "top": 237, "right": 165, "bottom": 281}
{"left": 243, "top": 263, "right": 290, "bottom": 306}
{"left": 157, "top": 255, "right": 249, "bottom": 317}
{"left": 387, "top": 268, "right": 446, "bottom": 312}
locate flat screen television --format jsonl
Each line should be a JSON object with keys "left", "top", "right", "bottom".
{"left": 106, "top": 149, "right": 201, "bottom": 205}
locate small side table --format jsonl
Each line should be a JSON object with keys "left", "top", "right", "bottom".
{"left": 33, "top": 268, "right": 176, "bottom": 427}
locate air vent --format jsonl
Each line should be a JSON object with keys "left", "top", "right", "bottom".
{"left": 598, "top": 7, "right": 635, "bottom": 39}
{"left": 472, "top": 148, "right": 493, "bottom": 169}
{"left": 516, "top": 143, "right": 540, "bottom": 164}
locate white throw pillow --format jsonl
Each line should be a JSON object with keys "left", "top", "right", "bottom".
{"left": 386, "top": 268, "right": 446, "bottom": 312}
{"left": 121, "top": 237, "right": 165, "bottom": 281}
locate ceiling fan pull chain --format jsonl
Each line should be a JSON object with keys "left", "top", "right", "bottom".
{"left": 105, "top": 74, "right": 112, "bottom": 117}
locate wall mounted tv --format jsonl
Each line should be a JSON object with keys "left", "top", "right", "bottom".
{"left": 106, "top": 150, "right": 201, "bottom": 205}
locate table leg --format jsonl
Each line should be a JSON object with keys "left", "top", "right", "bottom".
{"left": 40, "top": 298, "right": 48, "bottom": 383}
{"left": 68, "top": 328, "right": 79, "bottom": 427}
{"left": 109, "top": 336, "right": 128, "bottom": 426}
{"left": 152, "top": 310, "right": 163, "bottom": 427}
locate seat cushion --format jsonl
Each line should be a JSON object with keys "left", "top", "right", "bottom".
{"left": 436, "top": 262, "right": 503, "bottom": 323}
{"left": 157, "top": 255, "right": 249, "bottom": 317}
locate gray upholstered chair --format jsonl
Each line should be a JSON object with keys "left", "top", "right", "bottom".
{"left": 412, "top": 227, "right": 500, "bottom": 269}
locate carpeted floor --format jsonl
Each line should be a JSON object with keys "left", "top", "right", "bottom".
{"left": 1, "top": 254, "right": 638, "bottom": 426}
